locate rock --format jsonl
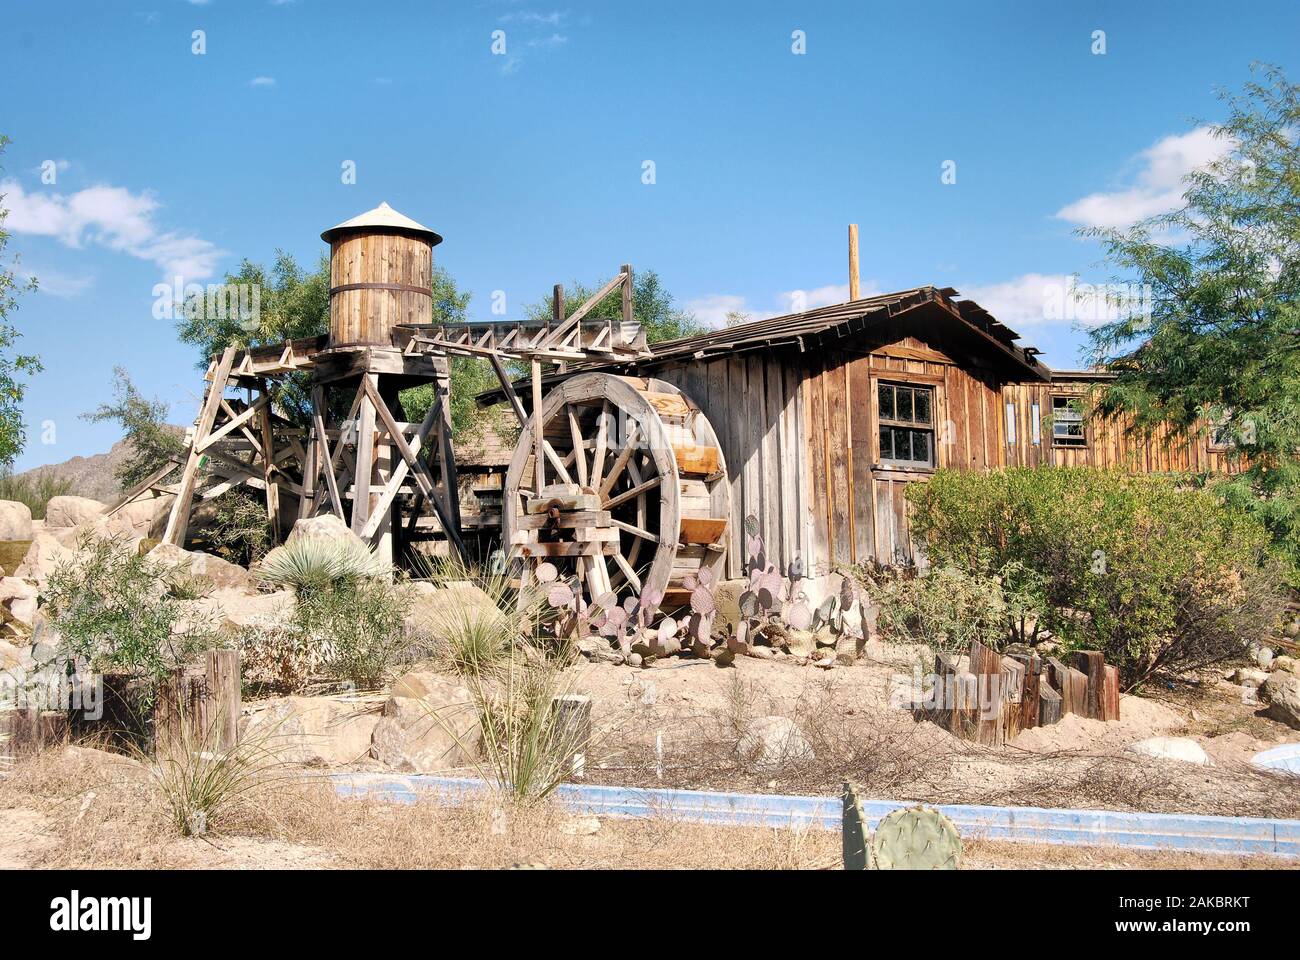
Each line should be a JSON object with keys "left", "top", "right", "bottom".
{"left": 241, "top": 696, "right": 382, "bottom": 767}
{"left": 210, "top": 588, "right": 294, "bottom": 629}
{"left": 1272, "top": 656, "right": 1299, "bottom": 675}
{"left": 13, "top": 533, "right": 77, "bottom": 586}
{"left": 1256, "top": 646, "right": 1275, "bottom": 670}
{"left": 284, "top": 514, "right": 367, "bottom": 551}
{"left": 146, "top": 542, "right": 255, "bottom": 594}
{"left": 1125, "top": 736, "right": 1211, "bottom": 765}
{"left": 0, "top": 638, "right": 23, "bottom": 671}
{"left": 736, "top": 716, "right": 815, "bottom": 772}
{"left": 1232, "top": 668, "right": 1269, "bottom": 687}
{"left": 0, "top": 577, "right": 38, "bottom": 626}
{"left": 104, "top": 494, "right": 174, "bottom": 538}
{"left": 407, "top": 580, "right": 506, "bottom": 639}
{"left": 369, "top": 681, "right": 479, "bottom": 773}
{"left": 43, "top": 496, "right": 107, "bottom": 529}
{"left": 711, "top": 579, "right": 747, "bottom": 631}
{"left": 0, "top": 501, "right": 32, "bottom": 541}
{"left": 1261, "top": 673, "right": 1300, "bottom": 730}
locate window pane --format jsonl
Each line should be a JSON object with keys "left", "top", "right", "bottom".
{"left": 896, "top": 387, "right": 914, "bottom": 422}
{"left": 878, "top": 384, "right": 894, "bottom": 421}
{"left": 1031, "top": 403, "right": 1041, "bottom": 445}
{"left": 879, "top": 425, "right": 892, "bottom": 460}
{"left": 893, "top": 428, "right": 911, "bottom": 461}
{"left": 914, "top": 389, "right": 932, "bottom": 424}
{"left": 911, "top": 430, "right": 930, "bottom": 464}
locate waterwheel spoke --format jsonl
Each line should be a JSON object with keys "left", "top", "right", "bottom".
{"left": 611, "top": 517, "right": 659, "bottom": 543}
{"left": 611, "top": 549, "right": 642, "bottom": 593}
{"left": 603, "top": 475, "right": 661, "bottom": 511}
{"left": 567, "top": 403, "right": 589, "bottom": 487}
{"left": 599, "top": 421, "right": 642, "bottom": 497}
{"left": 590, "top": 401, "right": 611, "bottom": 493}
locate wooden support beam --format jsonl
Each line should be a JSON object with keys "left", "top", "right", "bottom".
{"left": 436, "top": 376, "right": 462, "bottom": 535}
{"left": 359, "top": 392, "right": 443, "bottom": 540}
{"left": 490, "top": 352, "right": 528, "bottom": 427}
{"left": 362, "top": 376, "right": 467, "bottom": 560}
{"left": 531, "top": 359, "right": 545, "bottom": 494}
{"left": 106, "top": 457, "right": 181, "bottom": 516}
{"left": 848, "top": 224, "right": 860, "bottom": 301}
{"left": 164, "top": 346, "right": 236, "bottom": 545}
{"left": 257, "top": 381, "right": 280, "bottom": 540}
{"left": 351, "top": 375, "right": 377, "bottom": 536}
{"left": 196, "top": 393, "right": 270, "bottom": 452}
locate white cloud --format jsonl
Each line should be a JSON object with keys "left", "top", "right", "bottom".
{"left": 684, "top": 294, "right": 756, "bottom": 328}
{"left": 18, "top": 264, "right": 93, "bottom": 298}
{"left": 686, "top": 279, "right": 884, "bottom": 328}
{"left": 249, "top": 76, "right": 276, "bottom": 87}
{"left": 500, "top": 11, "right": 566, "bottom": 27}
{"left": 1, "top": 179, "right": 226, "bottom": 280}
{"left": 1056, "top": 126, "right": 1231, "bottom": 229}
{"left": 960, "top": 273, "right": 1142, "bottom": 330}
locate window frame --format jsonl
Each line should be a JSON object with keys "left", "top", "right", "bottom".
{"left": 876, "top": 380, "right": 937, "bottom": 469}
{"left": 1050, "top": 394, "right": 1087, "bottom": 448}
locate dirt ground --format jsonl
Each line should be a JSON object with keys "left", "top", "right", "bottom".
{"left": 3, "top": 639, "right": 1299, "bottom": 870}
{"left": 0, "top": 746, "right": 1292, "bottom": 870}
{"left": 557, "top": 639, "right": 1300, "bottom": 818}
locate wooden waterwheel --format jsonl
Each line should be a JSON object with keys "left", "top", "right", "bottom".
{"left": 503, "top": 372, "right": 730, "bottom": 612}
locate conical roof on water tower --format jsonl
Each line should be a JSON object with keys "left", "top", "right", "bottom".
{"left": 320, "top": 200, "right": 443, "bottom": 245}
{"left": 322, "top": 202, "right": 442, "bottom": 347}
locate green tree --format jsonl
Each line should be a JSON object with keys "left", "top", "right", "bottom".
{"left": 525, "top": 269, "right": 704, "bottom": 344}
{"left": 175, "top": 252, "right": 478, "bottom": 432}
{"left": 1084, "top": 65, "right": 1300, "bottom": 567}
{"left": 83, "top": 367, "right": 186, "bottom": 489}
{"left": 0, "top": 136, "right": 43, "bottom": 470}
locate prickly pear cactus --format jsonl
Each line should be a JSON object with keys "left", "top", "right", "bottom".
{"left": 870, "top": 805, "right": 962, "bottom": 870}
{"left": 841, "top": 782, "right": 871, "bottom": 870}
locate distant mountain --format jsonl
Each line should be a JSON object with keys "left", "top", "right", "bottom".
{"left": 15, "top": 427, "right": 185, "bottom": 504}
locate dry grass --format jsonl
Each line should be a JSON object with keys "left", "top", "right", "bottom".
{"left": 1, "top": 744, "right": 1294, "bottom": 870}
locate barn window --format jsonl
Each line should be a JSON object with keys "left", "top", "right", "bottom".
{"left": 1051, "top": 395, "right": 1086, "bottom": 447}
{"left": 1005, "top": 402, "right": 1017, "bottom": 445}
{"left": 877, "top": 382, "right": 935, "bottom": 467}
{"left": 1031, "top": 402, "right": 1041, "bottom": 446}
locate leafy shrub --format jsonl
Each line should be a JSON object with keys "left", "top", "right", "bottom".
{"left": 236, "top": 621, "right": 322, "bottom": 696}
{"left": 255, "top": 535, "right": 389, "bottom": 593}
{"left": 0, "top": 471, "right": 71, "bottom": 519}
{"left": 205, "top": 489, "right": 273, "bottom": 567}
{"left": 294, "top": 579, "right": 414, "bottom": 690}
{"left": 861, "top": 563, "right": 1034, "bottom": 656}
{"left": 907, "top": 468, "right": 1288, "bottom": 686}
{"left": 42, "top": 534, "right": 216, "bottom": 681}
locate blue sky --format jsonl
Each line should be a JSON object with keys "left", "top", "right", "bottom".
{"left": 2, "top": 0, "right": 1297, "bottom": 471}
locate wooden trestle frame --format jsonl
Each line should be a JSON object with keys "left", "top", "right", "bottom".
{"left": 138, "top": 265, "right": 726, "bottom": 597}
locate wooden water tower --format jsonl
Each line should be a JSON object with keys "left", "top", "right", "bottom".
{"left": 313, "top": 202, "right": 460, "bottom": 564}
{"left": 321, "top": 201, "right": 443, "bottom": 348}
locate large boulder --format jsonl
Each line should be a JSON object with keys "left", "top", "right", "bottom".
{"left": 1125, "top": 736, "right": 1212, "bottom": 765}
{"left": 736, "top": 716, "right": 815, "bottom": 772}
{"left": 240, "top": 696, "right": 382, "bottom": 767}
{"left": 0, "top": 577, "right": 38, "bottom": 626}
{"left": 0, "top": 501, "right": 32, "bottom": 541}
{"left": 146, "top": 542, "right": 255, "bottom": 594}
{"left": 370, "top": 671, "right": 479, "bottom": 773}
{"left": 43, "top": 496, "right": 107, "bottom": 529}
{"left": 13, "top": 533, "right": 76, "bottom": 586}
{"left": 104, "top": 494, "right": 174, "bottom": 539}
{"left": 208, "top": 588, "right": 294, "bottom": 630}
{"left": 406, "top": 581, "right": 505, "bottom": 639}
{"left": 1262, "top": 673, "right": 1300, "bottom": 730}
{"left": 284, "top": 514, "right": 367, "bottom": 552}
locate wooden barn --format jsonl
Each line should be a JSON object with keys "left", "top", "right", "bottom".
{"left": 485, "top": 285, "right": 1243, "bottom": 588}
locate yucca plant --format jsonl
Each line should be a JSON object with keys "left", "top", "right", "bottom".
{"left": 255, "top": 536, "right": 390, "bottom": 594}
{"left": 435, "top": 637, "right": 590, "bottom": 803}
{"left": 138, "top": 704, "right": 294, "bottom": 837}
